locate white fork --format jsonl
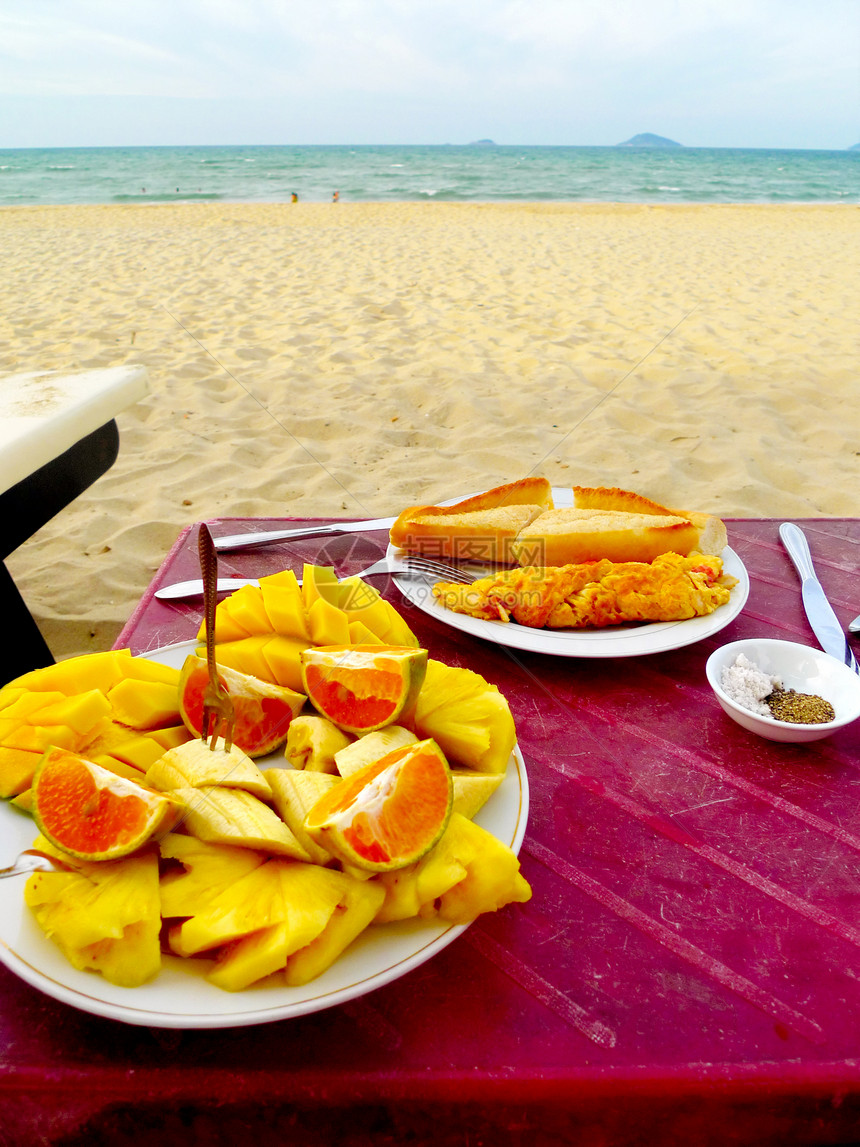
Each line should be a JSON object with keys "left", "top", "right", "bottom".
{"left": 154, "top": 554, "right": 483, "bottom": 601}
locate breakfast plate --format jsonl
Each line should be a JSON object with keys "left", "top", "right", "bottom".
{"left": 389, "top": 488, "right": 749, "bottom": 658}
{"left": 0, "top": 641, "right": 529, "bottom": 1029}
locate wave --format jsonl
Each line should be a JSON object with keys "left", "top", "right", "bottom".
{"left": 112, "top": 192, "right": 225, "bottom": 202}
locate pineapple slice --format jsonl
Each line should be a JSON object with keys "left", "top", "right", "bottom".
{"left": 159, "top": 833, "right": 266, "bottom": 918}
{"left": 410, "top": 659, "right": 516, "bottom": 774}
{"left": 333, "top": 725, "right": 417, "bottom": 777}
{"left": 169, "top": 858, "right": 287, "bottom": 956}
{"left": 374, "top": 835, "right": 469, "bottom": 924}
{"left": 24, "top": 836, "right": 161, "bottom": 986}
{"left": 285, "top": 874, "right": 386, "bottom": 987}
{"left": 146, "top": 739, "right": 273, "bottom": 800}
{"left": 374, "top": 813, "right": 530, "bottom": 925}
{"left": 433, "top": 814, "right": 531, "bottom": 925}
{"left": 284, "top": 715, "right": 354, "bottom": 773}
{"left": 206, "top": 863, "right": 350, "bottom": 990}
{"left": 451, "top": 770, "right": 504, "bottom": 820}
{"left": 170, "top": 786, "right": 311, "bottom": 860}
{"left": 77, "top": 919, "right": 161, "bottom": 988}
{"left": 170, "top": 858, "right": 343, "bottom": 964}
{"left": 206, "top": 921, "right": 290, "bottom": 990}
{"left": 264, "top": 767, "right": 338, "bottom": 865}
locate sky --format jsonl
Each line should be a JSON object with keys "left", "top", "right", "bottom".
{"left": 0, "top": 0, "right": 857, "bottom": 150}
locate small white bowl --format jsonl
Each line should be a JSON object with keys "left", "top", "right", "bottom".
{"left": 706, "top": 638, "right": 860, "bottom": 743}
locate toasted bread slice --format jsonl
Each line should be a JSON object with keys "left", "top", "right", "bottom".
{"left": 572, "top": 486, "right": 728, "bottom": 557}
{"left": 391, "top": 504, "right": 545, "bottom": 563}
{"left": 511, "top": 508, "right": 702, "bottom": 567}
{"left": 443, "top": 477, "right": 554, "bottom": 515}
{"left": 389, "top": 477, "right": 553, "bottom": 562}
{"left": 572, "top": 485, "right": 676, "bottom": 516}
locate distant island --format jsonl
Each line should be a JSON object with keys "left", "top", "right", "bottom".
{"left": 617, "top": 133, "right": 683, "bottom": 148}
{"left": 468, "top": 139, "right": 496, "bottom": 146}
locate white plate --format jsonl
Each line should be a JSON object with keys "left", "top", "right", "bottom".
{"left": 0, "top": 641, "right": 529, "bottom": 1029}
{"left": 390, "top": 488, "right": 749, "bottom": 658}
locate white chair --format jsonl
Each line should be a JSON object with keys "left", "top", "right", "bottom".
{"left": 0, "top": 366, "right": 149, "bottom": 683}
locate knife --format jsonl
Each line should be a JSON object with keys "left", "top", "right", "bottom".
{"left": 779, "top": 522, "right": 859, "bottom": 673}
{"left": 155, "top": 578, "right": 261, "bottom": 601}
{"left": 212, "top": 516, "right": 396, "bottom": 552}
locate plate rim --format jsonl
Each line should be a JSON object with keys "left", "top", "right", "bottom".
{"left": 0, "top": 640, "right": 528, "bottom": 1029}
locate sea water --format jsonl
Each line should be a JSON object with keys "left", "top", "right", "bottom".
{"left": 0, "top": 144, "right": 857, "bottom": 206}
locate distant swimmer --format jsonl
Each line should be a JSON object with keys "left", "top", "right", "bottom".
{"left": 332, "top": 190, "right": 339, "bottom": 202}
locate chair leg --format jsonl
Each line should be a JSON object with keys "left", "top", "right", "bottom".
{"left": 0, "top": 562, "right": 55, "bottom": 685}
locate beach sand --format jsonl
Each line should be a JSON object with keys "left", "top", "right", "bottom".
{"left": 1, "top": 200, "right": 858, "bottom": 660}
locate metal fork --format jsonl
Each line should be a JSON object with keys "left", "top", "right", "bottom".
{"left": 198, "top": 523, "right": 236, "bottom": 751}
{"left": 154, "top": 552, "right": 482, "bottom": 600}
{"left": 0, "top": 849, "right": 74, "bottom": 879}
{"left": 359, "top": 554, "right": 483, "bottom": 584}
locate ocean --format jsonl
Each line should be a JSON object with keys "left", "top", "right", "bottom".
{"left": 0, "top": 144, "right": 857, "bottom": 207}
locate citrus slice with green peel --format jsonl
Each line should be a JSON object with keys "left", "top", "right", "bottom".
{"left": 300, "top": 644, "right": 428, "bottom": 735}
{"left": 32, "top": 747, "right": 177, "bottom": 862}
{"left": 178, "top": 655, "right": 305, "bottom": 757}
{"left": 303, "top": 737, "right": 452, "bottom": 872}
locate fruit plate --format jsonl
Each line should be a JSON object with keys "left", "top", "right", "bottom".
{"left": 0, "top": 641, "right": 529, "bottom": 1029}
{"left": 389, "top": 488, "right": 749, "bottom": 658}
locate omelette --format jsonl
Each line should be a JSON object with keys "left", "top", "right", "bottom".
{"left": 432, "top": 552, "right": 736, "bottom": 630}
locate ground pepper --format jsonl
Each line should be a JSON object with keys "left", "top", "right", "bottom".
{"left": 766, "top": 688, "right": 835, "bottom": 725}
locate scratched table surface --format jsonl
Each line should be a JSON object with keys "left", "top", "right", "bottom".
{"left": 2, "top": 517, "right": 859, "bottom": 1146}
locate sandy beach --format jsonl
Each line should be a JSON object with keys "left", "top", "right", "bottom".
{"left": 1, "top": 200, "right": 858, "bottom": 661}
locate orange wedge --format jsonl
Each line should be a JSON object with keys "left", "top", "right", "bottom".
{"left": 32, "top": 748, "right": 176, "bottom": 862}
{"left": 300, "top": 644, "right": 427, "bottom": 735}
{"left": 304, "top": 738, "right": 452, "bottom": 871}
{"left": 178, "top": 655, "right": 305, "bottom": 757}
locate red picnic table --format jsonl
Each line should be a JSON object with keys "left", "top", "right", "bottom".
{"left": 1, "top": 516, "right": 859, "bottom": 1146}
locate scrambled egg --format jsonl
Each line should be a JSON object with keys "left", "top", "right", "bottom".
{"left": 432, "top": 552, "right": 735, "bottom": 630}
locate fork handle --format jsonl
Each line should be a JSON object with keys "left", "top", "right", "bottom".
{"left": 198, "top": 524, "right": 220, "bottom": 680}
